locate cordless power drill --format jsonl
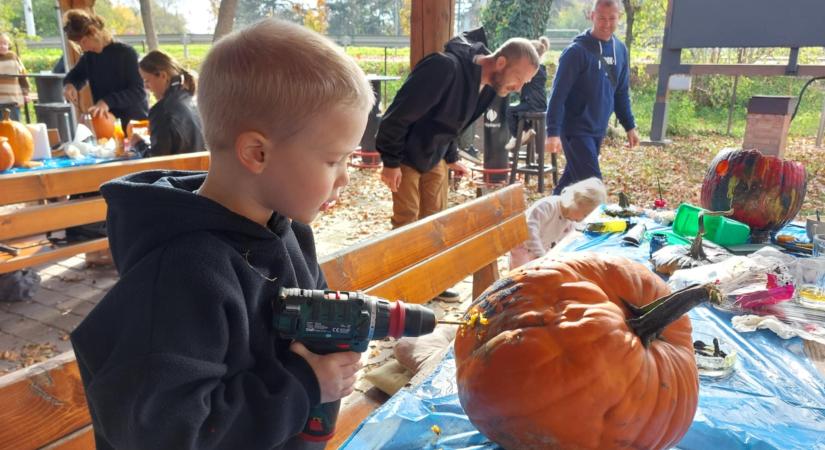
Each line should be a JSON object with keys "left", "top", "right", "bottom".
{"left": 273, "top": 287, "right": 438, "bottom": 442}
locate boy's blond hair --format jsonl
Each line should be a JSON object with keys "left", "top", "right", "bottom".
{"left": 198, "top": 19, "right": 374, "bottom": 152}
{"left": 560, "top": 177, "right": 607, "bottom": 210}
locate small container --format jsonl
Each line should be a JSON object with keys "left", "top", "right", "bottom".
{"left": 649, "top": 233, "right": 669, "bottom": 258}
{"left": 693, "top": 332, "right": 737, "bottom": 378}
{"left": 813, "top": 234, "right": 825, "bottom": 257}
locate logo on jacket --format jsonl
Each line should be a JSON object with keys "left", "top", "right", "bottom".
{"left": 485, "top": 109, "right": 498, "bottom": 122}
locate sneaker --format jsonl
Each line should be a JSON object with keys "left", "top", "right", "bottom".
{"left": 436, "top": 288, "right": 461, "bottom": 302}
{"left": 522, "top": 129, "right": 536, "bottom": 143}
{"left": 458, "top": 149, "right": 482, "bottom": 165}
{"left": 505, "top": 136, "right": 518, "bottom": 151}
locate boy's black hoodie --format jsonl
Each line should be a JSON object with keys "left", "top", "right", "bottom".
{"left": 376, "top": 28, "right": 496, "bottom": 173}
{"left": 71, "top": 171, "right": 324, "bottom": 449}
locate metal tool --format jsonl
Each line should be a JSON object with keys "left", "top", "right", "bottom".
{"left": 274, "top": 288, "right": 439, "bottom": 442}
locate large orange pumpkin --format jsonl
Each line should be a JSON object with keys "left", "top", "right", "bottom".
{"left": 0, "top": 136, "right": 14, "bottom": 171}
{"left": 455, "top": 253, "right": 718, "bottom": 450}
{"left": 0, "top": 109, "right": 34, "bottom": 167}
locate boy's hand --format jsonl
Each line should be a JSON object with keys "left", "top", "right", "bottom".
{"left": 290, "top": 341, "right": 362, "bottom": 404}
{"left": 381, "top": 167, "right": 402, "bottom": 192}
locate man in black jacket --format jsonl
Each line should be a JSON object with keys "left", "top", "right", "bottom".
{"left": 377, "top": 30, "right": 539, "bottom": 232}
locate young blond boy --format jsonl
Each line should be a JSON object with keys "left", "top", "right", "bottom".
{"left": 71, "top": 19, "right": 374, "bottom": 450}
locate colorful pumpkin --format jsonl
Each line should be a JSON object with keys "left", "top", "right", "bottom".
{"left": 0, "top": 136, "right": 14, "bottom": 171}
{"left": 0, "top": 109, "right": 34, "bottom": 167}
{"left": 455, "top": 253, "right": 719, "bottom": 450}
{"left": 92, "top": 112, "right": 117, "bottom": 139}
{"left": 700, "top": 148, "right": 806, "bottom": 241}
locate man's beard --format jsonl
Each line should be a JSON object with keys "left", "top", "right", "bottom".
{"left": 490, "top": 70, "right": 507, "bottom": 97}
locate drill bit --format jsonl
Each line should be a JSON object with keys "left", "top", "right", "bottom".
{"left": 437, "top": 319, "right": 466, "bottom": 325}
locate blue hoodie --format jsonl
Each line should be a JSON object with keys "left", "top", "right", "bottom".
{"left": 546, "top": 30, "right": 635, "bottom": 137}
{"left": 71, "top": 171, "right": 325, "bottom": 449}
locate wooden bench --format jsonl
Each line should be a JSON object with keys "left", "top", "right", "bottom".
{"left": 0, "top": 183, "right": 528, "bottom": 450}
{"left": 0, "top": 152, "right": 211, "bottom": 274}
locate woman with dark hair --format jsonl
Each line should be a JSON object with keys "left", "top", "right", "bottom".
{"left": 62, "top": 9, "right": 148, "bottom": 130}
{"left": 133, "top": 50, "right": 205, "bottom": 156}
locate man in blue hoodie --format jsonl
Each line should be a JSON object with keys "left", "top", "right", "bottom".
{"left": 545, "top": 0, "right": 639, "bottom": 195}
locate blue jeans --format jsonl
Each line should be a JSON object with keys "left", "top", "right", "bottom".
{"left": 553, "top": 134, "right": 603, "bottom": 195}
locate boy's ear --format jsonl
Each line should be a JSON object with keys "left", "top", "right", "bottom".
{"left": 234, "top": 131, "right": 270, "bottom": 174}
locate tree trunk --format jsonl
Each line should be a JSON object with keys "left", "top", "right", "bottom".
{"left": 622, "top": 0, "right": 635, "bottom": 61}
{"left": 138, "top": 0, "right": 159, "bottom": 51}
{"left": 214, "top": 0, "right": 239, "bottom": 42}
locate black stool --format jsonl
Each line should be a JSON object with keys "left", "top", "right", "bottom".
{"left": 34, "top": 103, "right": 75, "bottom": 143}
{"left": 507, "top": 111, "right": 558, "bottom": 193}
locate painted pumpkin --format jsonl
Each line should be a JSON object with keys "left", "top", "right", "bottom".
{"left": 700, "top": 148, "right": 806, "bottom": 241}
{"left": 455, "top": 253, "right": 719, "bottom": 450}
{"left": 0, "top": 136, "right": 14, "bottom": 171}
{"left": 92, "top": 112, "right": 116, "bottom": 139}
{"left": 0, "top": 109, "right": 34, "bottom": 167}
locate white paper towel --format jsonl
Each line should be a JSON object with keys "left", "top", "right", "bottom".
{"left": 26, "top": 123, "right": 51, "bottom": 160}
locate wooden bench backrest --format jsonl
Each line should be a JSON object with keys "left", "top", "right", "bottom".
{"left": 0, "top": 152, "right": 211, "bottom": 274}
{"left": 0, "top": 184, "right": 528, "bottom": 450}
{"left": 321, "top": 183, "right": 527, "bottom": 301}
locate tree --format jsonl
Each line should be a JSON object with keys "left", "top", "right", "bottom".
{"left": 621, "top": 0, "right": 640, "bottom": 60}
{"left": 107, "top": 5, "right": 143, "bottom": 34}
{"left": 304, "top": 0, "right": 329, "bottom": 33}
{"left": 481, "top": 0, "right": 554, "bottom": 49}
{"left": 138, "top": 0, "right": 158, "bottom": 50}
{"left": 214, "top": 0, "right": 238, "bottom": 41}
{"left": 151, "top": 0, "right": 187, "bottom": 34}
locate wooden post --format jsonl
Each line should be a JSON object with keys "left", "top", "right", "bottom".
{"left": 410, "top": 0, "right": 455, "bottom": 69}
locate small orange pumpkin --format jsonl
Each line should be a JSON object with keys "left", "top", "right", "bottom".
{"left": 92, "top": 112, "right": 116, "bottom": 139}
{"left": 0, "top": 109, "right": 34, "bottom": 167}
{"left": 455, "top": 253, "right": 720, "bottom": 450}
{"left": 0, "top": 136, "right": 14, "bottom": 171}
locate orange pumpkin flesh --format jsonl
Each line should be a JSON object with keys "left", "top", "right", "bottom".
{"left": 455, "top": 253, "right": 717, "bottom": 450}
{"left": 0, "top": 109, "right": 34, "bottom": 167}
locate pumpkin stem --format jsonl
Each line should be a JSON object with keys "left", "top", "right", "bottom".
{"left": 687, "top": 209, "right": 734, "bottom": 260}
{"left": 626, "top": 283, "right": 721, "bottom": 348}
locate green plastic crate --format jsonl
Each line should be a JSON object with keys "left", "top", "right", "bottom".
{"left": 672, "top": 203, "right": 750, "bottom": 246}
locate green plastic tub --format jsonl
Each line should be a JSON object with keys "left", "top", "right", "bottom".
{"left": 672, "top": 203, "right": 750, "bottom": 246}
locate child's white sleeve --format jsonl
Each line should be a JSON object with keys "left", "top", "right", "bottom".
{"left": 523, "top": 198, "right": 558, "bottom": 258}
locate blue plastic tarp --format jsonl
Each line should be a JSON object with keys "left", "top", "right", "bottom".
{"left": 1, "top": 155, "right": 132, "bottom": 175}
{"left": 341, "top": 220, "right": 825, "bottom": 450}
